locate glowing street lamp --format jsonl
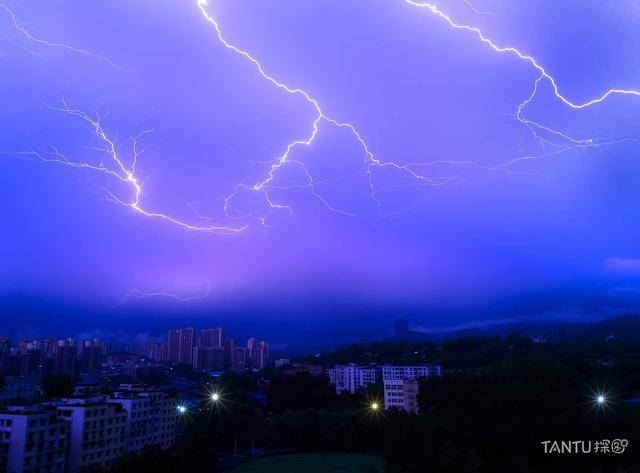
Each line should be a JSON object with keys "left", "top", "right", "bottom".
{"left": 176, "top": 405, "right": 188, "bottom": 415}
{"left": 370, "top": 402, "right": 380, "bottom": 411}
{"left": 211, "top": 392, "right": 221, "bottom": 403}
{"left": 596, "top": 395, "right": 606, "bottom": 406}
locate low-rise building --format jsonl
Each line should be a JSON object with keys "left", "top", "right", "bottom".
{"left": 383, "top": 379, "right": 420, "bottom": 413}
{"left": 382, "top": 365, "right": 441, "bottom": 412}
{"left": 327, "top": 364, "right": 380, "bottom": 394}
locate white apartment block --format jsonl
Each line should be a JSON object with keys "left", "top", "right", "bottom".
{"left": 108, "top": 389, "right": 177, "bottom": 452}
{"left": 382, "top": 365, "right": 441, "bottom": 412}
{"left": 56, "top": 400, "right": 127, "bottom": 472}
{"left": 327, "top": 364, "right": 380, "bottom": 394}
{"left": 383, "top": 379, "right": 420, "bottom": 413}
{"left": 0, "top": 407, "right": 68, "bottom": 473}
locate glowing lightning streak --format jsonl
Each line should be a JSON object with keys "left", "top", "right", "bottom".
{"left": 404, "top": 1, "right": 640, "bottom": 110}
{"left": 33, "top": 99, "right": 246, "bottom": 234}
{"left": 198, "top": 0, "right": 640, "bottom": 218}
{"left": 197, "top": 0, "right": 456, "bottom": 222}
{"left": 0, "top": 4, "right": 123, "bottom": 69}
{"left": 119, "top": 281, "right": 212, "bottom": 305}
{"left": 4, "top": 0, "right": 639, "bottom": 232}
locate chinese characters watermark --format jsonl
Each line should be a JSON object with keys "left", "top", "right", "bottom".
{"left": 541, "top": 439, "right": 629, "bottom": 454}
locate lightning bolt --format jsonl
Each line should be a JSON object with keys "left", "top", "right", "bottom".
{"left": 3, "top": 0, "right": 639, "bottom": 234}
{"left": 119, "top": 281, "right": 212, "bottom": 305}
{"left": 405, "top": 0, "right": 639, "bottom": 151}
{"left": 195, "top": 0, "right": 640, "bottom": 222}
{"left": 0, "top": 4, "right": 123, "bottom": 69}
{"left": 463, "top": 0, "right": 494, "bottom": 16}
{"left": 27, "top": 99, "right": 247, "bottom": 234}
{"left": 197, "top": 0, "right": 469, "bottom": 225}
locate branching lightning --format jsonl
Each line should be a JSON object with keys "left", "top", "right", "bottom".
{"left": 195, "top": 0, "right": 640, "bottom": 222}
{"left": 2, "top": 0, "right": 640, "bottom": 233}
{"left": 28, "top": 99, "right": 247, "bottom": 234}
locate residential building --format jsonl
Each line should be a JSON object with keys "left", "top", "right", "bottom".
{"left": 223, "top": 339, "right": 235, "bottom": 369}
{"left": 107, "top": 388, "right": 177, "bottom": 453}
{"left": 201, "top": 328, "right": 224, "bottom": 348}
{"left": 54, "top": 340, "right": 77, "bottom": 376}
{"left": 0, "top": 337, "right": 10, "bottom": 376}
{"left": 192, "top": 346, "right": 225, "bottom": 371}
{"left": 167, "top": 330, "right": 180, "bottom": 363}
{"left": 383, "top": 379, "right": 420, "bottom": 412}
{"left": 79, "top": 340, "right": 102, "bottom": 376}
{"left": 381, "top": 365, "right": 441, "bottom": 382}
{"left": 274, "top": 358, "right": 290, "bottom": 368}
{"left": 56, "top": 399, "right": 127, "bottom": 471}
{"left": 0, "top": 407, "right": 68, "bottom": 473}
{"left": 232, "top": 347, "right": 247, "bottom": 370}
{"left": 327, "top": 364, "right": 380, "bottom": 394}
{"left": 382, "top": 365, "right": 441, "bottom": 412}
{"left": 0, "top": 378, "right": 40, "bottom": 402}
{"left": 249, "top": 341, "right": 269, "bottom": 370}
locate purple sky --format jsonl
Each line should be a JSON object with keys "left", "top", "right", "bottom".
{"left": 1, "top": 0, "right": 640, "bottom": 344}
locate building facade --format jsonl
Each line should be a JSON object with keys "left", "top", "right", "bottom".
{"left": 382, "top": 365, "right": 441, "bottom": 412}
{"left": 327, "top": 364, "right": 380, "bottom": 394}
{"left": 107, "top": 389, "right": 177, "bottom": 453}
{"left": 0, "top": 407, "right": 68, "bottom": 473}
{"left": 56, "top": 399, "right": 127, "bottom": 471}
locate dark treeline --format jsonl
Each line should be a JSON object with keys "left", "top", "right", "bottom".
{"left": 90, "top": 337, "right": 639, "bottom": 473}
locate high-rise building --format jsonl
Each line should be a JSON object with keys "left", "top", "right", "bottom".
{"left": 201, "top": 328, "right": 224, "bottom": 348}
{"left": 178, "top": 328, "right": 196, "bottom": 365}
{"left": 167, "top": 330, "right": 180, "bottom": 362}
{"left": 249, "top": 341, "right": 269, "bottom": 369}
{"left": 56, "top": 399, "right": 127, "bottom": 471}
{"left": 0, "top": 337, "right": 10, "bottom": 376}
{"left": 0, "top": 406, "right": 68, "bottom": 473}
{"left": 232, "top": 347, "right": 247, "bottom": 370}
{"left": 223, "top": 339, "right": 235, "bottom": 369}
{"left": 80, "top": 340, "right": 102, "bottom": 376}
{"left": 55, "top": 340, "right": 77, "bottom": 376}
{"left": 19, "top": 348, "right": 42, "bottom": 378}
{"left": 167, "top": 328, "right": 197, "bottom": 365}
{"left": 192, "top": 346, "right": 225, "bottom": 371}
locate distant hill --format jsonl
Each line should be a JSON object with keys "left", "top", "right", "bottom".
{"left": 430, "top": 314, "right": 640, "bottom": 342}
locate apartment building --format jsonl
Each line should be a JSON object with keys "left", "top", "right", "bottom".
{"left": 0, "top": 407, "right": 68, "bottom": 473}
{"left": 327, "top": 364, "right": 380, "bottom": 394}
{"left": 382, "top": 365, "right": 441, "bottom": 412}
{"left": 107, "top": 388, "right": 177, "bottom": 452}
{"left": 56, "top": 399, "right": 127, "bottom": 471}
